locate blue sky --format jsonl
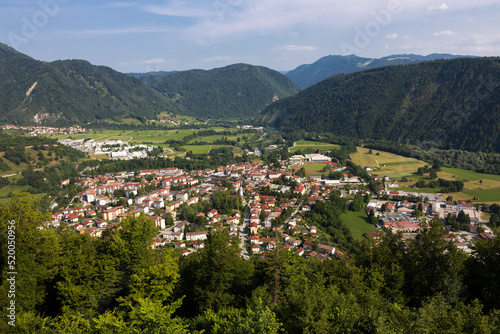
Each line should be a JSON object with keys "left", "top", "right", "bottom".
{"left": 1, "top": 0, "right": 499, "bottom": 73}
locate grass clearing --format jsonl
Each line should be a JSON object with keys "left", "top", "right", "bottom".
{"left": 290, "top": 140, "right": 341, "bottom": 153}
{"left": 342, "top": 210, "right": 375, "bottom": 241}
{"left": 182, "top": 145, "right": 233, "bottom": 155}
{"left": 464, "top": 188, "right": 500, "bottom": 202}
{"left": 350, "top": 147, "right": 428, "bottom": 179}
{"left": 440, "top": 167, "right": 500, "bottom": 182}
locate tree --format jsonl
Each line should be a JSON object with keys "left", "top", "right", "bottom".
{"left": 259, "top": 209, "right": 267, "bottom": 222}
{"left": 488, "top": 213, "right": 499, "bottom": 228}
{"left": 403, "top": 218, "right": 467, "bottom": 307}
{"left": 349, "top": 194, "right": 365, "bottom": 212}
{"left": 296, "top": 167, "right": 306, "bottom": 178}
{"left": 429, "top": 170, "right": 438, "bottom": 179}
{"left": 464, "top": 237, "right": 500, "bottom": 311}
{"left": 0, "top": 193, "right": 60, "bottom": 319}
{"left": 177, "top": 230, "right": 254, "bottom": 317}
{"left": 104, "top": 214, "right": 158, "bottom": 277}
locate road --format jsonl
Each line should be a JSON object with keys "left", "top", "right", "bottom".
{"left": 238, "top": 208, "right": 251, "bottom": 260}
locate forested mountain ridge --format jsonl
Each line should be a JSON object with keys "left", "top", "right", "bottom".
{"left": 286, "top": 53, "right": 475, "bottom": 89}
{"left": 0, "top": 43, "right": 178, "bottom": 126}
{"left": 259, "top": 57, "right": 500, "bottom": 153}
{"left": 139, "top": 63, "right": 300, "bottom": 119}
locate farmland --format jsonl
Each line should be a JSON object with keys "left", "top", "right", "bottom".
{"left": 350, "top": 147, "right": 428, "bottom": 179}
{"left": 48, "top": 127, "right": 261, "bottom": 157}
{"left": 350, "top": 147, "right": 500, "bottom": 204}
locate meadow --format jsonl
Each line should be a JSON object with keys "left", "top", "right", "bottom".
{"left": 341, "top": 210, "right": 375, "bottom": 241}
{"left": 289, "top": 140, "right": 341, "bottom": 153}
{"left": 350, "top": 147, "right": 500, "bottom": 203}
{"left": 350, "top": 147, "right": 428, "bottom": 179}
{"left": 48, "top": 127, "right": 252, "bottom": 157}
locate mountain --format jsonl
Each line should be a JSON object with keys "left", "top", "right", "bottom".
{"left": 286, "top": 54, "right": 475, "bottom": 89}
{"left": 138, "top": 64, "right": 300, "bottom": 119}
{"left": 0, "top": 43, "right": 178, "bottom": 125}
{"left": 259, "top": 57, "right": 500, "bottom": 152}
{"left": 127, "top": 71, "right": 176, "bottom": 79}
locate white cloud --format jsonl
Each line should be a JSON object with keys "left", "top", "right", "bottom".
{"left": 428, "top": 3, "right": 449, "bottom": 11}
{"left": 385, "top": 33, "right": 398, "bottom": 39}
{"left": 143, "top": 1, "right": 213, "bottom": 18}
{"left": 433, "top": 30, "right": 455, "bottom": 36}
{"left": 201, "top": 56, "right": 233, "bottom": 63}
{"left": 277, "top": 45, "right": 318, "bottom": 51}
{"left": 138, "top": 58, "right": 167, "bottom": 65}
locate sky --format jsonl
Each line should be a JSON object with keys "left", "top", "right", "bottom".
{"left": 1, "top": 0, "right": 500, "bottom": 73}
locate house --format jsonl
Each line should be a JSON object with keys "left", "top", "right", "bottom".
{"left": 102, "top": 206, "right": 125, "bottom": 221}
{"left": 318, "top": 244, "right": 335, "bottom": 255}
{"left": 185, "top": 231, "right": 208, "bottom": 241}
{"left": 294, "top": 247, "right": 305, "bottom": 256}
{"left": 303, "top": 241, "right": 314, "bottom": 251}
{"left": 150, "top": 216, "right": 165, "bottom": 229}
{"left": 163, "top": 231, "right": 184, "bottom": 241}
{"left": 251, "top": 244, "right": 261, "bottom": 254}
{"left": 249, "top": 222, "right": 259, "bottom": 234}
{"left": 193, "top": 240, "right": 204, "bottom": 249}
{"left": 207, "top": 209, "right": 218, "bottom": 218}
{"left": 174, "top": 241, "right": 186, "bottom": 248}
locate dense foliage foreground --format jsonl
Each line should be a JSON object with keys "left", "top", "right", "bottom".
{"left": 1, "top": 193, "right": 499, "bottom": 333}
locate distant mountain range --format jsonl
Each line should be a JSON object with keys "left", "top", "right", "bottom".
{"left": 0, "top": 43, "right": 300, "bottom": 124}
{"left": 0, "top": 43, "right": 178, "bottom": 125}
{"left": 259, "top": 57, "right": 500, "bottom": 152}
{"left": 286, "top": 54, "right": 476, "bottom": 89}
{"left": 137, "top": 64, "right": 300, "bottom": 119}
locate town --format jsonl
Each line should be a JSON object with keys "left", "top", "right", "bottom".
{"left": 47, "top": 150, "right": 495, "bottom": 261}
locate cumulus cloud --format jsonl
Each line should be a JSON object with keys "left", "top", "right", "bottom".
{"left": 385, "top": 33, "right": 398, "bottom": 39}
{"left": 428, "top": 3, "right": 449, "bottom": 11}
{"left": 433, "top": 30, "right": 455, "bottom": 36}
{"left": 138, "top": 58, "right": 167, "bottom": 64}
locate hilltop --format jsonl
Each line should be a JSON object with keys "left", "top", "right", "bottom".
{"left": 138, "top": 63, "right": 300, "bottom": 120}
{"left": 259, "top": 57, "right": 500, "bottom": 152}
{"left": 286, "top": 53, "right": 475, "bottom": 89}
{"left": 0, "top": 43, "right": 178, "bottom": 126}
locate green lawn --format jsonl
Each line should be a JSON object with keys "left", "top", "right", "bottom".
{"left": 342, "top": 210, "right": 375, "bottom": 241}
{"left": 383, "top": 161, "right": 422, "bottom": 167}
{"left": 290, "top": 140, "right": 340, "bottom": 153}
{"left": 303, "top": 163, "right": 329, "bottom": 172}
{"left": 182, "top": 145, "right": 233, "bottom": 154}
{"left": 441, "top": 167, "right": 500, "bottom": 182}
{"left": 464, "top": 188, "right": 500, "bottom": 202}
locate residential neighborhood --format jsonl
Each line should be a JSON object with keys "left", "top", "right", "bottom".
{"left": 44, "top": 152, "right": 494, "bottom": 260}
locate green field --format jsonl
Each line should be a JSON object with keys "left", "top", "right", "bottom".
{"left": 342, "top": 211, "right": 375, "bottom": 241}
{"left": 303, "top": 162, "right": 329, "bottom": 172}
{"left": 440, "top": 167, "right": 500, "bottom": 182}
{"left": 182, "top": 145, "right": 233, "bottom": 154}
{"left": 48, "top": 127, "right": 249, "bottom": 156}
{"left": 290, "top": 140, "right": 341, "bottom": 153}
{"left": 464, "top": 188, "right": 500, "bottom": 202}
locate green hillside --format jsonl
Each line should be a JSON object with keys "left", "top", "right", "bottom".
{"left": 286, "top": 53, "right": 473, "bottom": 89}
{"left": 259, "top": 57, "right": 500, "bottom": 152}
{"left": 0, "top": 43, "right": 178, "bottom": 125}
{"left": 140, "top": 63, "right": 300, "bottom": 120}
